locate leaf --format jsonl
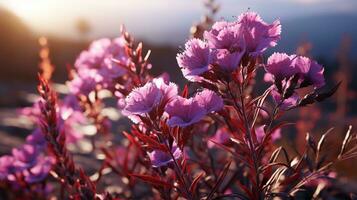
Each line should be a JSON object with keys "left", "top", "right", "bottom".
{"left": 189, "top": 172, "right": 205, "bottom": 195}
{"left": 315, "top": 81, "right": 341, "bottom": 102}
{"left": 206, "top": 160, "right": 232, "bottom": 200}
{"left": 181, "top": 84, "right": 189, "bottom": 98}
{"left": 129, "top": 174, "right": 174, "bottom": 188}
{"left": 131, "top": 130, "right": 167, "bottom": 151}
{"left": 251, "top": 88, "right": 271, "bottom": 128}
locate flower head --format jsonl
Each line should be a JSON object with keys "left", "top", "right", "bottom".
{"left": 255, "top": 125, "right": 281, "bottom": 142}
{"left": 194, "top": 89, "right": 224, "bottom": 113}
{"left": 177, "top": 38, "right": 211, "bottom": 81}
{"left": 238, "top": 12, "right": 281, "bottom": 55}
{"left": 148, "top": 141, "right": 182, "bottom": 168}
{"left": 24, "top": 156, "right": 54, "bottom": 184}
{"left": 165, "top": 96, "right": 206, "bottom": 127}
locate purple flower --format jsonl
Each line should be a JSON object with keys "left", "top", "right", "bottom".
{"left": 75, "top": 38, "right": 112, "bottom": 70}
{"left": 265, "top": 53, "right": 297, "bottom": 82}
{"left": 177, "top": 38, "right": 211, "bottom": 81}
{"left": 205, "top": 23, "right": 245, "bottom": 52}
{"left": 122, "top": 79, "right": 179, "bottom": 123}
{"left": 265, "top": 53, "right": 325, "bottom": 89}
{"left": 238, "top": 12, "right": 281, "bottom": 56}
{"left": 123, "top": 82, "right": 163, "bottom": 116}
{"left": 67, "top": 70, "right": 99, "bottom": 96}
{"left": 207, "top": 127, "right": 230, "bottom": 148}
{"left": 214, "top": 49, "right": 245, "bottom": 71}
{"left": 165, "top": 96, "right": 206, "bottom": 127}
{"left": 153, "top": 77, "right": 178, "bottom": 104}
{"left": 291, "top": 56, "right": 325, "bottom": 88}
{"left": 148, "top": 141, "right": 182, "bottom": 168}
{"left": 270, "top": 88, "right": 299, "bottom": 110}
{"left": 194, "top": 89, "right": 224, "bottom": 113}
{"left": 255, "top": 125, "right": 281, "bottom": 142}
{"left": 26, "top": 129, "right": 46, "bottom": 147}
{"left": 0, "top": 156, "right": 17, "bottom": 179}
{"left": 12, "top": 144, "right": 39, "bottom": 169}
{"left": 24, "top": 156, "right": 54, "bottom": 184}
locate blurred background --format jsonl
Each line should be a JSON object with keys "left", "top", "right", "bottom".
{"left": 0, "top": 0, "right": 356, "bottom": 177}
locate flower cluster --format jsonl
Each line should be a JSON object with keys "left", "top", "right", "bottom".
{"left": 178, "top": 12, "right": 281, "bottom": 81}
{"left": 0, "top": 129, "right": 54, "bottom": 185}
{"left": 1, "top": 10, "right": 354, "bottom": 200}
{"left": 69, "top": 37, "right": 129, "bottom": 96}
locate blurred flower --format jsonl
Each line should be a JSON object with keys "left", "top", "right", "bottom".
{"left": 24, "top": 156, "right": 54, "bottom": 184}
{"left": 0, "top": 156, "right": 17, "bottom": 180}
{"left": 12, "top": 144, "right": 39, "bottom": 169}
{"left": 207, "top": 127, "right": 230, "bottom": 148}
{"left": 148, "top": 141, "right": 182, "bottom": 168}
{"left": 255, "top": 125, "right": 281, "bottom": 142}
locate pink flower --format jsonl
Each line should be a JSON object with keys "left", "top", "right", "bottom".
{"left": 265, "top": 53, "right": 325, "bottom": 88}
{"left": 26, "top": 129, "right": 46, "bottom": 147}
{"left": 214, "top": 49, "right": 245, "bottom": 71}
{"left": 291, "top": 56, "right": 325, "bottom": 88}
{"left": 265, "top": 53, "right": 297, "bottom": 81}
{"left": 12, "top": 144, "right": 39, "bottom": 169}
{"left": 194, "top": 89, "right": 223, "bottom": 113}
{"left": 123, "top": 79, "right": 178, "bottom": 123}
{"left": 148, "top": 141, "right": 182, "bottom": 168}
{"left": 165, "top": 96, "right": 206, "bottom": 127}
{"left": 205, "top": 23, "right": 245, "bottom": 52}
{"left": 67, "top": 70, "right": 99, "bottom": 96}
{"left": 0, "top": 156, "right": 17, "bottom": 179}
{"left": 270, "top": 88, "right": 299, "bottom": 110}
{"left": 24, "top": 156, "right": 54, "bottom": 184}
{"left": 255, "top": 125, "right": 281, "bottom": 142}
{"left": 123, "top": 82, "right": 163, "bottom": 116}
{"left": 207, "top": 127, "right": 230, "bottom": 148}
{"left": 238, "top": 12, "right": 281, "bottom": 56}
{"left": 177, "top": 38, "right": 211, "bottom": 81}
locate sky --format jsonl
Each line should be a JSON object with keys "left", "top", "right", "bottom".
{"left": 1, "top": 0, "right": 357, "bottom": 45}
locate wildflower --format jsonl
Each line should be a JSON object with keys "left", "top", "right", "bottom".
{"left": 194, "top": 89, "right": 224, "bottom": 113}
{"left": 205, "top": 23, "right": 245, "bottom": 51}
{"left": 270, "top": 88, "right": 299, "bottom": 110}
{"left": 292, "top": 56, "right": 325, "bottom": 88}
{"left": 12, "top": 144, "right": 39, "bottom": 169}
{"left": 238, "top": 12, "right": 281, "bottom": 56}
{"left": 214, "top": 49, "right": 245, "bottom": 71}
{"left": 26, "top": 128, "right": 46, "bottom": 147}
{"left": 255, "top": 125, "right": 281, "bottom": 142}
{"left": 0, "top": 156, "right": 17, "bottom": 180}
{"left": 177, "top": 38, "right": 211, "bottom": 81}
{"left": 265, "top": 53, "right": 297, "bottom": 82}
{"left": 123, "top": 82, "right": 162, "bottom": 116}
{"left": 207, "top": 127, "right": 230, "bottom": 148}
{"left": 153, "top": 77, "right": 178, "bottom": 104}
{"left": 67, "top": 70, "right": 99, "bottom": 96}
{"left": 165, "top": 96, "right": 206, "bottom": 127}
{"left": 148, "top": 141, "right": 182, "bottom": 168}
{"left": 265, "top": 53, "right": 325, "bottom": 89}
{"left": 24, "top": 156, "right": 54, "bottom": 184}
